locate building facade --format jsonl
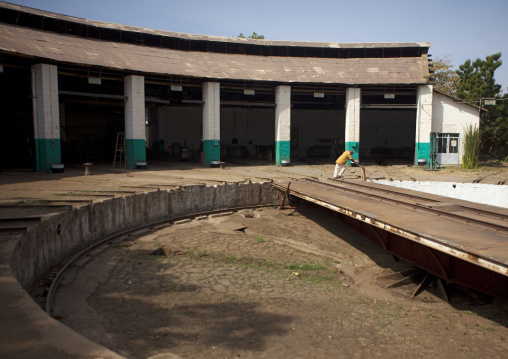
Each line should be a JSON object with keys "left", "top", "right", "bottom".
{"left": 0, "top": 2, "right": 478, "bottom": 171}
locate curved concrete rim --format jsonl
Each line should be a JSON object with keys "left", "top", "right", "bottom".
{"left": 0, "top": 182, "right": 276, "bottom": 359}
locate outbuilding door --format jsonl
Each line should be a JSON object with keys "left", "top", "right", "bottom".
{"left": 436, "top": 133, "right": 459, "bottom": 165}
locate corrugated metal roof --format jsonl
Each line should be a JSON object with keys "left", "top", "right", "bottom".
{"left": 0, "top": 1, "right": 430, "bottom": 50}
{"left": 0, "top": 24, "right": 429, "bottom": 85}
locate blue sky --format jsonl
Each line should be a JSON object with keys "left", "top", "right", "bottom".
{"left": 7, "top": 0, "right": 508, "bottom": 94}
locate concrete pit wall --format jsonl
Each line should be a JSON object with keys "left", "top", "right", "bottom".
{"left": 2, "top": 182, "right": 277, "bottom": 359}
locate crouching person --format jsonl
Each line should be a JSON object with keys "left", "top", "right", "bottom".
{"left": 334, "top": 150, "right": 357, "bottom": 178}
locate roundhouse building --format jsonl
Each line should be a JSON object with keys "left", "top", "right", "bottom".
{"left": 0, "top": 2, "right": 479, "bottom": 171}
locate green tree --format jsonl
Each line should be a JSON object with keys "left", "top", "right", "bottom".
{"left": 430, "top": 55, "right": 460, "bottom": 96}
{"left": 237, "top": 32, "right": 265, "bottom": 39}
{"left": 455, "top": 52, "right": 502, "bottom": 101}
{"left": 454, "top": 53, "right": 505, "bottom": 160}
{"left": 481, "top": 94, "right": 508, "bottom": 159}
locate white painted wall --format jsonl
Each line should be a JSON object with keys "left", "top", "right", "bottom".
{"left": 202, "top": 82, "right": 220, "bottom": 141}
{"left": 416, "top": 84, "right": 433, "bottom": 146}
{"left": 32, "top": 63, "right": 60, "bottom": 139}
{"left": 275, "top": 86, "right": 291, "bottom": 143}
{"left": 345, "top": 88, "right": 361, "bottom": 143}
{"left": 124, "top": 75, "right": 145, "bottom": 140}
{"left": 432, "top": 91, "right": 480, "bottom": 164}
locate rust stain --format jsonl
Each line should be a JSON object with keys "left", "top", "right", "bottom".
{"left": 273, "top": 180, "right": 508, "bottom": 299}
{"left": 465, "top": 252, "right": 480, "bottom": 263}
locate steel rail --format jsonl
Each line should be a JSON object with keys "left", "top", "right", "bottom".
{"left": 327, "top": 178, "right": 507, "bottom": 221}
{"left": 44, "top": 204, "right": 279, "bottom": 315}
{"left": 272, "top": 181, "right": 508, "bottom": 283}
{"left": 287, "top": 185, "right": 508, "bottom": 235}
{"left": 283, "top": 179, "right": 508, "bottom": 234}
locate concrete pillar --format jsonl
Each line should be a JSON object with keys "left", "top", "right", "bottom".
{"left": 124, "top": 75, "right": 146, "bottom": 169}
{"left": 415, "top": 85, "right": 433, "bottom": 165}
{"left": 31, "top": 64, "right": 61, "bottom": 172}
{"left": 345, "top": 87, "right": 361, "bottom": 163}
{"left": 202, "top": 82, "right": 220, "bottom": 167}
{"left": 275, "top": 85, "right": 291, "bottom": 165}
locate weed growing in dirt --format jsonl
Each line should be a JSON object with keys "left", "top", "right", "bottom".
{"left": 213, "top": 251, "right": 243, "bottom": 265}
{"left": 285, "top": 263, "right": 326, "bottom": 271}
{"left": 372, "top": 302, "right": 402, "bottom": 331}
{"left": 194, "top": 251, "right": 344, "bottom": 288}
{"left": 254, "top": 236, "right": 267, "bottom": 243}
{"left": 187, "top": 247, "right": 208, "bottom": 259}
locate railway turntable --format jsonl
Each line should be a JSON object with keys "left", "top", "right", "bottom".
{"left": 273, "top": 178, "right": 508, "bottom": 300}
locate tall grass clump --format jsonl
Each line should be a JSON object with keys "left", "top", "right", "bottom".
{"left": 462, "top": 124, "right": 480, "bottom": 169}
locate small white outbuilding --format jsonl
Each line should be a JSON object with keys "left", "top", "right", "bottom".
{"left": 431, "top": 90, "right": 481, "bottom": 165}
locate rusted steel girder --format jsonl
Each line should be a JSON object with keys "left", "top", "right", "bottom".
{"left": 273, "top": 181, "right": 508, "bottom": 300}
{"left": 337, "top": 213, "right": 508, "bottom": 300}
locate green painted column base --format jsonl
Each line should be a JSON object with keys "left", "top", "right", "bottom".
{"left": 275, "top": 141, "right": 290, "bottom": 165}
{"left": 126, "top": 139, "right": 147, "bottom": 169}
{"left": 203, "top": 139, "right": 220, "bottom": 167}
{"left": 34, "top": 138, "right": 61, "bottom": 172}
{"left": 414, "top": 142, "right": 430, "bottom": 166}
{"left": 345, "top": 141, "right": 359, "bottom": 165}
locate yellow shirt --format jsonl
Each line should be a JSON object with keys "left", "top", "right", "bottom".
{"left": 335, "top": 151, "right": 353, "bottom": 165}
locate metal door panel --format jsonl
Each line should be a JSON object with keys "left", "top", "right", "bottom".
{"left": 436, "top": 133, "right": 459, "bottom": 165}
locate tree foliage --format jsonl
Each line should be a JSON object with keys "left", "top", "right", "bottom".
{"left": 455, "top": 52, "right": 502, "bottom": 101}
{"left": 452, "top": 52, "right": 505, "bottom": 160}
{"left": 431, "top": 55, "right": 460, "bottom": 96}
{"left": 480, "top": 94, "right": 508, "bottom": 159}
{"left": 237, "top": 32, "right": 265, "bottom": 39}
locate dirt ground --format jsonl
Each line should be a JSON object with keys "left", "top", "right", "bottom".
{"left": 15, "top": 159, "right": 507, "bottom": 359}
{"left": 2, "top": 158, "right": 508, "bottom": 202}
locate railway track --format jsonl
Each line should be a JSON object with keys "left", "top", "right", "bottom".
{"left": 275, "top": 178, "right": 508, "bottom": 235}
{"left": 36, "top": 178, "right": 508, "bottom": 311}
{"left": 272, "top": 178, "right": 508, "bottom": 300}
{"left": 44, "top": 204, "right": 279, "bottom": 315}
{"left": 473, "top": 171, "right": 501, "bottom": 183}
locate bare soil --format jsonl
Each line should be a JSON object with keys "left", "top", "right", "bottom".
{"left": 52, "top": 205, "right": 508, "bottom": 359}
